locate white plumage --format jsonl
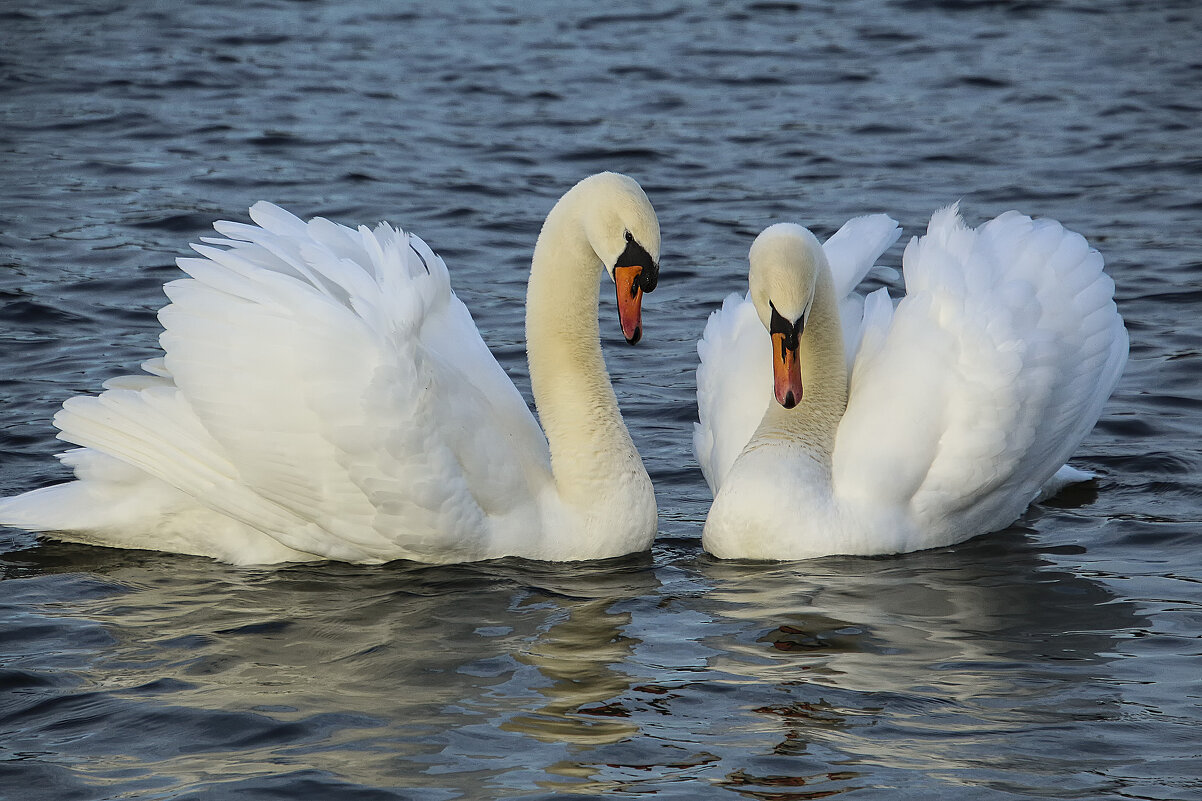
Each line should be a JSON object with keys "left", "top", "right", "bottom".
{"left": 1, "top": 173, "right": 662, "bottom": 564}
{"left": 697, "top": 207, "right": 1128, "bottom": 559}
{"left": 694, "top": 214, "right": 904, "bottom": 493}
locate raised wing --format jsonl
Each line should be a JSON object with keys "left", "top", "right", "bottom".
{"left": 694, "top": 290, "right": 771, "bottom": 494}
{"left": 49, "top": 203, "right": 551, "bottom": 562}
{"left": 832, "top": 206, "right": 1128, "bottom": 543}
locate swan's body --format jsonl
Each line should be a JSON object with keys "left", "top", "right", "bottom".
{"left": 696, "top": 208, "right": 1127, "bottom": 560}
{"left": 0, "top": 173, "right": 662, "bottom": 565}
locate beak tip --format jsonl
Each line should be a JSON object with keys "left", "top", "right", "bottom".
{"left": 775, "top": 385, "right": 802, "bottom": 408}
{"left": 625, "top": 326, "right": 642, "bottom": 345}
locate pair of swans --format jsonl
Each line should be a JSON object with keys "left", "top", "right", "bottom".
{"left": 0, "top": 173, "right": 1127, "bottom": 564}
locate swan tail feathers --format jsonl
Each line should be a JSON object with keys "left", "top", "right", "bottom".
{"left": 1035, "top": 464, "right": 1096, "bottom": 503}
{"left": 0, "top": 478, "right": 108, "bottom": 534}
{"left": 0, "top": 442, "right": 319, "bottom": 565}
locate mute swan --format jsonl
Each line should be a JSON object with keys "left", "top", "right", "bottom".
{"left": 0, "top": 172, "right": 662, "bottom": 565}
{"left": 695, "top": 207, "right": 1127, "bottom": 560}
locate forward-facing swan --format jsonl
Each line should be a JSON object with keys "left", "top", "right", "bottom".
{"left": 0, "top": 172, "right": 662, "bottom": 564}
{"left": 696, "top": 207, "right": 1127, "bottom": 559}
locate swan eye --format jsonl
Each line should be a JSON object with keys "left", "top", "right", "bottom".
{"left": 769, "top": 302, "right": 801, "bottom": 350}
{"left": 615, "top": 237, "right": 659, "bottom": 293}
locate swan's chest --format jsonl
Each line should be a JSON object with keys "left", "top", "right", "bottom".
{"left": 703, "top": 445, "right": 840, "bottom": 560}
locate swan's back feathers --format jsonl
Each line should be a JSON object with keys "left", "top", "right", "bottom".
{"left": 695, "top": 214, "right": 901, "bottom": 493}
{"left": 832, "top": 206, "right": 1127, "bottom": 545}
{"left": 11, "top": 203, "right": 552, "bottom": 563}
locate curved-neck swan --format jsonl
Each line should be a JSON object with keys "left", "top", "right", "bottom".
{"left": 696, "top": 208, "right": 1127, "bottom": 559}
{"left": 1, "top": 172, "right": 662, "bottom": 565}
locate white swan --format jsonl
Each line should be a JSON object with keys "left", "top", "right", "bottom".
{"left": 695, "top": 207, "right": 1128, "bottom": 560}
{"left": 0, "top": 172, "right": 662, "bottom": 565}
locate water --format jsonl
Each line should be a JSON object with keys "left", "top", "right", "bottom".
{"left": 2, "top": 0, "right": 1200, "bottom": 798}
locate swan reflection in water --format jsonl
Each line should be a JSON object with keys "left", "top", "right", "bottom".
{"left": 687, "top": 527, "right": 1145, "bottom": 796}
{"left": 2, "top": 529, "right": 1143, "bottom": 797}
{"left": 1, "top": 544, "right": 662, "bottom": 795}
{"left": 500, "top": 595, "right": 642, "bottom": 746}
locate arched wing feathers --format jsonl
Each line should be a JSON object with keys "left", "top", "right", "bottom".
{"left": 832, "top": 206, "right": 1127, "bottom": 540}
{"left": 50, "top": 203, "right": 550, "bottom": 562}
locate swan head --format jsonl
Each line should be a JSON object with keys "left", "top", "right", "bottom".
{"left": 748, "top": 223, "right": 827, "bottom": 409}
{"left": 577, "top": 172, "right": 661, "bottom": 345}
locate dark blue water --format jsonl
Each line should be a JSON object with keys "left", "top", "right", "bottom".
{"left": 3, "top": 1, "right": 1201, "bottom": 798}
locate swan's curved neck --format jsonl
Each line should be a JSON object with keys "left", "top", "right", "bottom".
{"left": 525, "top": 195, "right": 643, "bottom": 506}
{"left": 753, "top": 265, "right": 848, "bottom": 463}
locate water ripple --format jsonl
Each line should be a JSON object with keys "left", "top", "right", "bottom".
{"left": 1, "top": 0, "right": 1200, "bottom": 798}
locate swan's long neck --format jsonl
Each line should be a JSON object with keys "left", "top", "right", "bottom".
{"left": 752, "top": 265, "right": 848, "bottom": 465}
{"left": 525, "top": 197, "right": 645, "bottom": 508}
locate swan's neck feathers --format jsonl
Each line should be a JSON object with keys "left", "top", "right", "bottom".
{"left": 749, "top": 264, "right": 848, "bottom": 464}
{"left": 525, "top": 194, "right": 645, "bottom": 511}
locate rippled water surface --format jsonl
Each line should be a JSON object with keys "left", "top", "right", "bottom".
{"left": 3, "top": 1, "right": 1201, "bottom": 798}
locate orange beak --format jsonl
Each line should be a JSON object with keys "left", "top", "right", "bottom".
{"left": 614, "top": 265, "right": 644, "bottom": 344}
{"left": 772, "top": 331, "right": 803, "bottom": 408}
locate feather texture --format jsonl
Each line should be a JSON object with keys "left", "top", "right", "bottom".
{"left": 1, "top": 173, "right": 662, "bottom": 564}
{"left": 698, "top": 208, "right": 1127, "bottom": 559}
